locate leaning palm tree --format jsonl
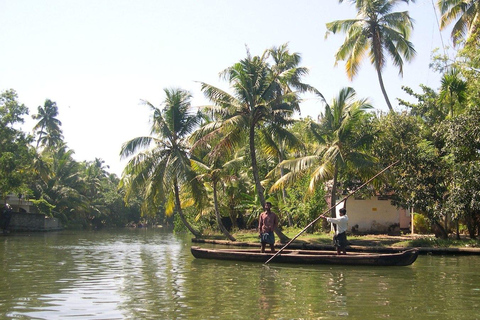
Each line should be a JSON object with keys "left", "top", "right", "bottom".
{"left": 271, "top": 87, "right": 375, "bottom": 217}
{"left": 32, "top": 99, "right": 63, "bottom": 149}
{"left": 120, "top": 88, "right": 203, "bottom": 237}
{"left": 326, "top": 0, "right": 416, "bottom": 112}
{"left": 438, "top": 0, "right": 480, "bottom": 45}
{"left": 191, "top": 149, "right": 244, "bottom": 241}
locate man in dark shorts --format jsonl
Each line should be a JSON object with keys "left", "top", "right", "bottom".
{"left": 321, "top": 207, "right": 349, "bottom": 255}
{"left": 258, "top": 202, "right": 279, "bottom": 253}
{"left": 2, "top": 204, "right": 13, "bottom": 234}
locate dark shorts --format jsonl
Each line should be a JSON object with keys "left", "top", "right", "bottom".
{"left": 260, "top": 231, "right": 275, "bottom": 244}
{"left": 333, "top": 232, "right": 347, "bottom": 249}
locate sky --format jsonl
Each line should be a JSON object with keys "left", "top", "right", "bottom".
{"left": 0, "top": 0, "right": 454, "bottom": 176}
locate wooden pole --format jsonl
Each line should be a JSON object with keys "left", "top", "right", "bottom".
{"left": 264, "top": 161, "right": 399, "bottom": 265}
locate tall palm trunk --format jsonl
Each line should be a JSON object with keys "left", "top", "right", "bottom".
{"left": 249, "top": 122, "right": 289, "bottom": 243}
{"left": 375, "top": 61, "right": 394, "bottom": 112}
{"left": 279, "top": 154, "right": 293, "bottom": 227}
{"left": 249, "top": 123, "right": 265, "bottom": 206}
{"left": 36, "top": 124, "right": 45, "bottom": 148}
{"left": 213, "top": 181, "right": 236, "bottom": 241}
{"left": 174, "top": 182, "right": 201, "bottom": 238}
{"left": 329, "top": 162, "right": 339, "bottom": 232}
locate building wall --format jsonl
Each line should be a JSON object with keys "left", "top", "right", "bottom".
{"left": 5, "top": 194, "right": 37, "bottom": 214}
{"left": 338, "top": 197, "right": 410, "bottom": 233}
{"left": 10, "top": 212, "right": 62, "bottom": 231}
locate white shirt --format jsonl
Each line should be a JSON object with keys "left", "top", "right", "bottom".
{"left": 326, "top": 215, "right": 348, "bottom": 235}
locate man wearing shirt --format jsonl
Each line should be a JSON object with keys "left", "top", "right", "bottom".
{"left": 321, "top": 207, "right": 348, "bottom": 255}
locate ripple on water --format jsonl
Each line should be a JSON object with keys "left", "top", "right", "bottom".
{"left": 2, "top": 232, "right": 480, "bottom": 319}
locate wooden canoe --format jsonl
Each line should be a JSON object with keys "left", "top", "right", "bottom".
{"left": 191, "top": 246, "right": 419, "bottom": 266}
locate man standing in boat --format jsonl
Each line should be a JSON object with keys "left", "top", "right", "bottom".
{"left": 320, "top": 207, "right": 348, "bottom": 255}
{"left": 258, "top": 202, "right": 278, "bottom": 253}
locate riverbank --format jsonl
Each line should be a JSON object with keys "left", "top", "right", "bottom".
{"left": 193, "top": 231, "right": 480, "bottom": 255}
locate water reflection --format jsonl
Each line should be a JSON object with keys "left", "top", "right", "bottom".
{"left": 326, "top": 271, "right": 348, "bottom": 317}
{"left": 257, "top": 267, "right": 278, "bottom": 320}
{"left": 1, "top": 231, "right": 480, "bottom": 319}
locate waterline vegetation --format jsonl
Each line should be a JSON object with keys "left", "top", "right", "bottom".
{"left": 1, "top": 1, "right": 480, "bottom": 242}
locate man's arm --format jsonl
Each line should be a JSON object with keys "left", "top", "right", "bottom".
{"left": 258, "top": 213, "right": 263, "bottom": 233}
{"left": 326, "top": 217, "right": 341, "bottom": 224}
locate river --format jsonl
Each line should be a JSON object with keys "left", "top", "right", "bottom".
{"left": 0, "top": 229, "right": 479, "bottom": 319}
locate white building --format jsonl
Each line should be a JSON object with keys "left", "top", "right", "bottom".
{"left": 329, "top": 194, "right": 411, "bottom": 234}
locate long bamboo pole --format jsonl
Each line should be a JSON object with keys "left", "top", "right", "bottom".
{"left": 264, "top": 161, "right": 399, "bottom": 265}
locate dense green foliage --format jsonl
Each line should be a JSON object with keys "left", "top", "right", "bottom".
{"left": 0, "top": 90, "right": 144, "bottom": 229}
{"left": 1, "top": 2, "right": 480, "bottom": 239}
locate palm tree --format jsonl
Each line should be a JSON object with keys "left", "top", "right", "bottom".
{"left": 191, "top": 149, "right": 244, "bottom": 241}
{"left": 197, "top": 49, "right": 302, "bottom": 206}
{"left": 32, "top": 143, "right": 87, "bottom": 222}
{"left": 439, "top": 68, "right": 468, "bottom": 117}
{"left": 438, "top": 0, "right": 480, "bottom": 44}
{"left": 271, "top": 87, "right": 375, "bottom": 217}
{"left": 32, "top": 99, "right": 63, "bottom": 149}
{"left": 269, "top": 43, "right": 317, "bottom": 96}
{"left": 326, "top": 0, "right": 416, "bottom": 112}
{"left": 265, "top": 44, "right": 314, "bottom": 225}
{"left": 120, "top": 88, "right": 203, "bottom": 237}
{"left": 196, "top": 47, "right": 307, "bottom": 242}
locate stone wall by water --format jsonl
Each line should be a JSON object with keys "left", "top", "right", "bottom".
{"left": 9, "top": 212, "right": 62, "bottom": 231}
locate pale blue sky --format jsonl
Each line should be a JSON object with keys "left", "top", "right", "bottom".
{"left": 0, "top": 0, "right": 453, "bottom": 175}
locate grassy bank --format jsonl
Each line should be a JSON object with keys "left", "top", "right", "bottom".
{"left": 202, "top": 228, "right": 480, "bottom": 249}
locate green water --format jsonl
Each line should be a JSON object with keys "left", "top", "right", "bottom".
{"left": 0, "top": 229, "right": 479, "bottom": 319}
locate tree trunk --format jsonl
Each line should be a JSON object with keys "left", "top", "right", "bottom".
{"left": 228, "top": 204, "right": 238, "bottom": 229}
{"left": 36, "top": 124, "right": 45, "bottom": 148}
{"left": 174, "top": 183, "right": 201, "bottom": 238}
{"left": 249, "top": 122, "right": 289, "bottom": 243}
{"left": 213, "top": 181, "right": 236, "bottom": 241}
{"left": 456, "top": 220, "right": 460, "bottom": 240}
{"left": 466, "top": 214, "right": 478, "bottom": 239}
{"left": 432, "top": 220, "right": 448, "bottom": 239}
{"left": 249, "top": 123, "right": 265, "bottom": 207}
{"left": 328, "top": 162, "right": 340, "bottom": 232}
{"left": 279, "top": 154, "right": 293, "bottom": 227}
{"left": 375, "top": 62, "right": 394, "bottom": 112}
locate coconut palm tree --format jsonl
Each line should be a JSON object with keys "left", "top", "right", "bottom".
{"left": 32, "top": 99, "right": 63, "bottom": 149}
{"left": 197, "top": 49, "right": 303, "bottom": 207}
{"left": 120, "top": 88, "right": 203, "bottom": 237}
{"left": 326, "top": 0, "right": 416, "bottom": 112}
{"left": 438, "top": 0, "right": 480, "bottom": 44}
{"left": 191, "top": 149, "right": 244, "bottom": 241}
{"left": 32, "top": 143, "right": 87, "bottom": 222}
{"left": 271, "top": 87, "right": 375, "bottom": 217}
{"left": 196, "top": 47, "right": 308, "bottom": 242}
